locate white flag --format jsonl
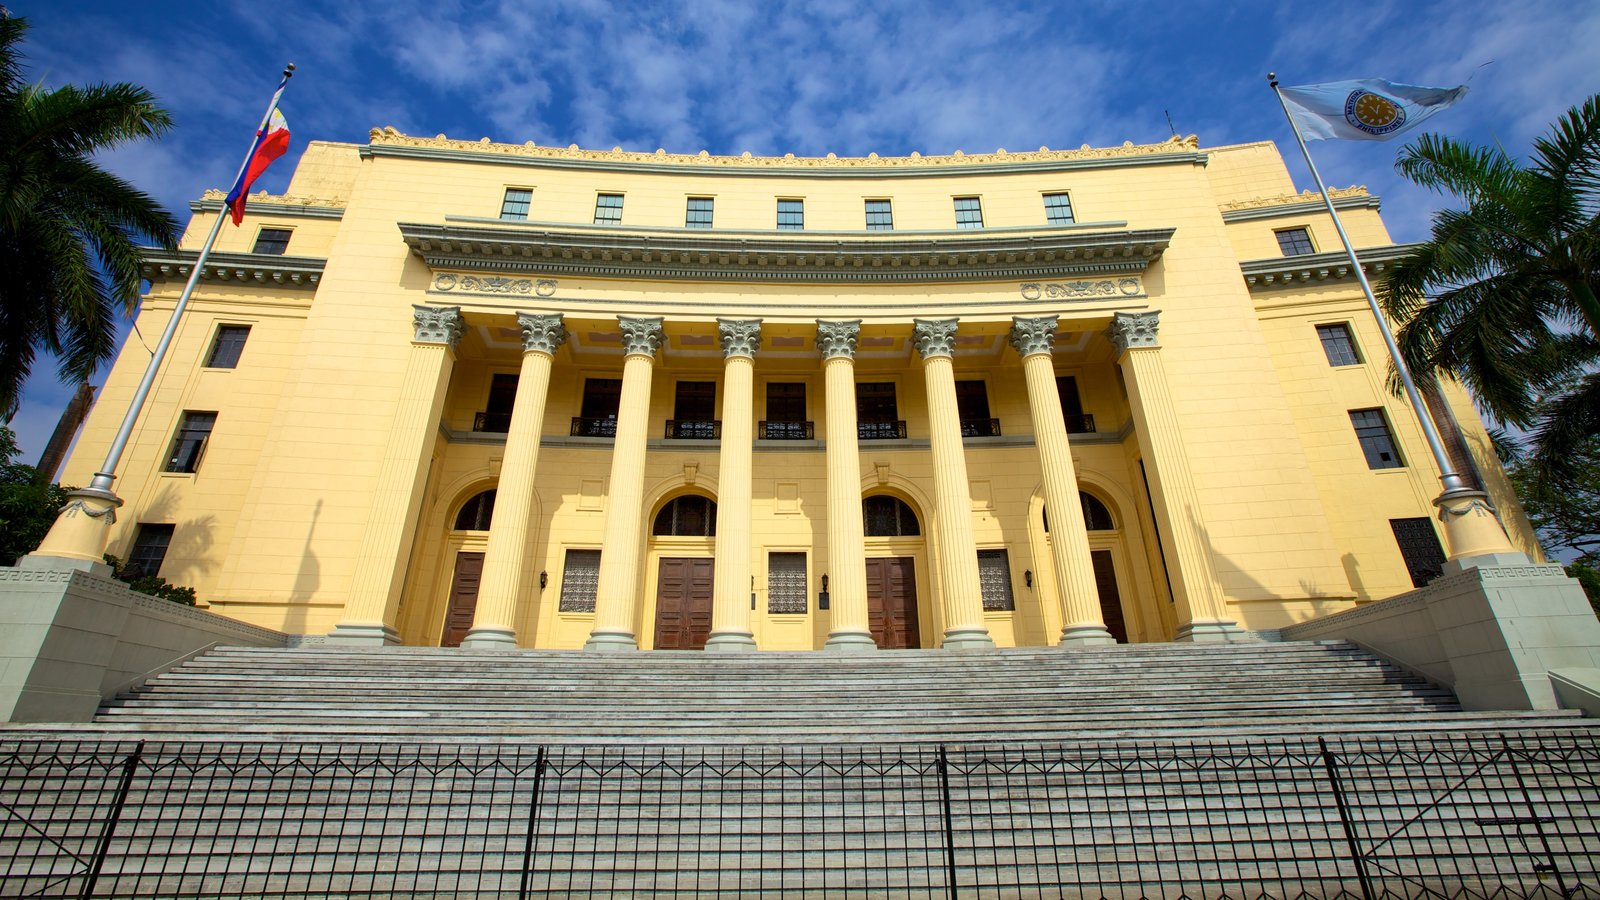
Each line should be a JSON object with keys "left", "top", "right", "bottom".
{"left": 1279, "top": 78, "right": 1468, "bottom": 141}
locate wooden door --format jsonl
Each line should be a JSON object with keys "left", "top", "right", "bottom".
{"left": 440, "top": 551, "right": 485, "bottom": 647}
{"left": 1091, "top": 549, "right": 1129, "bottom": 644}
{"left": 866, "top": 557, "right": 920, "bottom": 649}
{"left": 653, "top": 557, "right": 715, "bottom": 650}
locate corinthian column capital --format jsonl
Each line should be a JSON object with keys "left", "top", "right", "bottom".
{"left": 718, "top": 318, "right": 762, "bottom": 358}
{"left": 1008, "top": 315, "right": 1060, "bottom": 358}
{"left": 912, "top": 318, "right": 958, "bottom": 360}
{"left": 816, "top": 320, "right": 861, "bottom": 360}
{"left": 618, "top": 316, "right": 665, "bottom": 357}
{"left": 1108, "top": 310, "right": 1161, "bottom": 354}
{"left": 516, "top": 312, "right": 567, "bottom": 355}
{"left": 413, "top": 305, "right": 465, "bottom": 349}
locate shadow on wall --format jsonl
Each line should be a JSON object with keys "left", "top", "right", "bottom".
{"left": 131, "top": 485, "right": 215, "bottom": 586}
{"left": 1189, "top": 506, "right": 1361, "bottom": 627}
{"left": 280, "top": 499, "right": 322, "bottom": 634}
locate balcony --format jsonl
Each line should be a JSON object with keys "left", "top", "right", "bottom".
{"left": 666, "top": 420, "right": 721, "bottom": 440}
{"left": 759, "top": 420, "right": 814, "bottom": 440}
{"left": 960, "top": 418, "right": 1002, "bottom": 438}
{"left": 474, "top": 411, "right": 512, "bottom": 433}
{"left": 1065, "top": 413, "right": 1096, "bottom": 434}
{"left": 570, "top": 416, "right": 617, "bottom": 438}
{"left": 858, "top": 420, "right": 907, "bottom": 440}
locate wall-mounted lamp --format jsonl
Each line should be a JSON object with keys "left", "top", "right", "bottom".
{"left": 1024, "top": 569, "right": 1033, "bottom": 589}
{"left": 539, "top": 571, "right": 548, "bottom": 590}
{"left": 819, "top": 573, "right": 830, "bottom": 610}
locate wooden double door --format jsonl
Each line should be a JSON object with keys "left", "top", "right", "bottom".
{"left": 866, "top": 556, "right": 920, "bottom": 649}
{"left": 440, "top": 551, "right": 485, "bottom": 647}
{"left": 653, "top": 557, "right": 714, "bottom": 650}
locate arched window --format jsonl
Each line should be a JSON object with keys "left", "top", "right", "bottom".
{"left": 1044, "top": 492, "right": 1116, "bottom": 533}
{"left": 863, "top": 495, "right": 920, "bottom": 537}
{"left": 653, "top": 495, "right": 717, "bottom": 536}
{"left": 454, "top": 489, "right": 496, "bottom": 531}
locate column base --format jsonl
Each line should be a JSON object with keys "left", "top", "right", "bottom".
{"left": 460, "top": 626, "right": 518, "bottom": 650}
{"left": 824, "top": 631, "right": 878, "bottom": 653}
{"left": 1174, "top": 620, "right": 1253, "bottom": 643}
{"left": 941, "top": 627, "right": 996, "bottom": 651}
{"left": 704, "top": 631, "right": 758, "bottom": 652}
{"left": 326, "top": 622, "right": 401, "bottom": 646}
{"left": 583, "top": 630, "right": 639, "bottom": 652}
{"left": 1057, "top": 624, "right": 1118, "bottom": 647}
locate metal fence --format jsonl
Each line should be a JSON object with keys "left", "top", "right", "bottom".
{"left": 1, "top": 734, "right": 1597, "bottom": 898}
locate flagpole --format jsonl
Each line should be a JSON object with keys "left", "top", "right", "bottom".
{"left": 81, "top": 63, "right": 295, "bottom": 499}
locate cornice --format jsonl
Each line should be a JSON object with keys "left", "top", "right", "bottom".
{"left": 139, "top": 249, "right": 326, "bottom": 286}
{"left": 400, "top": 222, "right": 1174, "bottom": 285}
{"left": 1240, "top": 243, "right": 1420, "bottom": 289}
{"left": 1220, "top": 188, "right": 1379, "bottom": 223}
{"left": 192, "top": 190, "right": 346, "bottom": 219}
{"left": 362, "top": 127, "right": 1207, "bottom": 179}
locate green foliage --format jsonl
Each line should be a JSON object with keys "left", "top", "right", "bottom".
{"left": 1382, "top": 95, "right": 1600, "bottom": 492}
{"left": 0, "top": 16, "right": 180, "bottom": 417}
{"left": 1568, "top": 560, "right": 1600, "bottom": 616}
{"left": 0, "top": 425, "right": 67, "bottom": 566}
{"left": 102, "top": 553, "right": 198, "bottom": 606}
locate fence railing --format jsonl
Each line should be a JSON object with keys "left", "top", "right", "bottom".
{"left": 2, "top": 734, "right": 1596, "bottom": 898}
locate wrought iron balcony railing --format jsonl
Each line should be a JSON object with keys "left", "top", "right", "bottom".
{"left": 758, "top": 420, "right": 814, "bottom": 440}
{"left": 569, "top": 416, "right": 618, "bottom": 438}
{"left": 960, "top": 418, "right": 1002, "bottom": 438}
{"left": 1065, "top": 413, "right": 1096, "bottom": 434}
{"left": 474, "top": 411, "right": 512, "bottom": 433}
{"left": 858, "top": 420, "right": 907, "bottom": 440}
{"left": 666, "top": 419, "right": 721, "bottom": 440}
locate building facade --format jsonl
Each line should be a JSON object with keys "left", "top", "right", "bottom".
{"left": 63, "top": 131, "right": 1540, "bottom": 651}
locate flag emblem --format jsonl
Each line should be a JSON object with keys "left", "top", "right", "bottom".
{"left": 1345, "top": 91, "right": 1405, "bottom": 136}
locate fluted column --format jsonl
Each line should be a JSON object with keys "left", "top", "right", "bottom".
{"left": 585, "top": 316, "right": 664, "bottom": 651}
{"left": 330, "top": 305, "right": 464, "bottom": 645}
{"left": 912, "top": 318, "right": 995, "bottom": 651}
{"left": 462, "top": 313, "right": 566, "bottom": 649}
{"left": 1110, "top": 311, "right": 1244, "bottom": 642}
{"left": 706, "top": 319, "right": 761, "bottom": 651}
{"left": 1010, "top": 316, "right": 1115, "bottom": 646}
{"left": 818, "top": 320, "right": 876, "bottom": 652}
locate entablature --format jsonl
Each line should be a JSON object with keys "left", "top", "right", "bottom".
{"left": 139, "top": 249, "right": 326, "bottom": 286}
{"left": 1240, "top": 244, "right": 1419, "bottom": 289}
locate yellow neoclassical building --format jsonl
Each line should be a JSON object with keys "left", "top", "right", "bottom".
{"left": 60, "top": 130, "right": 1540, "bottom": 652}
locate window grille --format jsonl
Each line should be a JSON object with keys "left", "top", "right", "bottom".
{"left": 559, "top": 549, "right": 601, "bottom": 612}
{"left": 251, "top": 228, "right": 291, "bottom": 255}
{"left": 165, "top": 412, "right": 216, "bottom": 473}
{"left": 777, "top": 199, "right": 804, "bottom": 230}
{"left": 977, "top": 549, "right": 1015, "bottom": 611}
{"left": 865, "top": 199, "right": 893, "bottom": 230}
{"left": 1276, "top": 227, "right": 1314, "bottom": 256}
{"left": 767, "top": 552, "right": 807, "bottom": 613}
{"left": 685, "top": 197, "right": 714, "bottom": 228}
{"left": 126, "top": 524, "right": 174, "bottom": 578}
{"left": 1350, "top": 409, "right": 1404, "bottom": 469}
{"left": 1390, "top": 518, "right": 1446, "bottom": 588}
{"left": 453, "top": 490, "right": 496, "bottom": 531}
{"left": 863, "top": 496, "right": 920, "bottom": 537}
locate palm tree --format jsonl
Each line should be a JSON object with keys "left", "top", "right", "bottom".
{"left": 1382, "top": 95, "right": 1600, "bottom": 490}
{"left": 0, "top": 15, "right": 180, "bottom": 418}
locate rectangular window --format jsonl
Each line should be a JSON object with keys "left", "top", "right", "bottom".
{"left": 593, "top": 193, "right": 624, "bottom": 225}
{"left": 476, "top": 373, "right": 518, "bottom": 433}
{"left": 954, "top": 197, "right": 984, "bottom": 229}
{"left": 126, "top": 524, "right": 175, "bottom": 579}
{"left": 1276, "top": 227, "right": 1315, "bottom": 256}
{"left": 500, "top": 188, "right": 532, "bottom": 220}
{"left": 776, "top": 199, "right": 804, "bottom": 230}
{"left": 978, "top": 549, "right": 1015, "bottom": 611}
{"left": 865, "top": 199, "right": 894, "bottom": 230}
{"left": 1350, "top": 408, "right": 1404, "bottom": 469}
{"left": 762, "top": 382, "right": 810, "bottom": 439}
{"left": 856, "top": 382, "right": 902, "bottom": 438}
{"left": 1043, "top": 192, "right": 1075, "bottom": 225}
{"left": 558, "top": 549, "right": 601, "bottom": 612}
{"left": 251, "top": 228, "right": 292, "bottom": 255}
{"left": 573, "top": 377, "right": 622, "bottom": 436}
{"left": 1390, "top": 518, "right": 1446, "bottom": 588}
{"left": 767, "top": 552, "right": 807, "bottom": 614}
{"left": 204, "top": 325, "right": 251, "bottom": 369}
{"left": 1316, "top": 323, "right": 1362, "bottom": 367}
{"left": 165, "top": 411, "right": 216, "bottom": 473}
{"left": 1056, "top": 375, "right": 1094, "bottom": 433}
{"left": 685, "top": 197, "right": 714, "bottom": 228}
{"left": 670, "top": 380, "right": 718, "bottom": 439}
{"left": 956, "top": 380, "right": 998, "bottom": 436}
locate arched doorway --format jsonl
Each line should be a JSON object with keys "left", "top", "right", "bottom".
{"left": 439, "top": 488, "right": 495, "bottom": 647}
{"left": 1044, "top": 491, "right": 1134, "bottom": 643}
{"left": 650, "top": 493, "right": 717, "bottom": 649}
{"left": 863, "top": 494, "right": 924, "bottom": 649}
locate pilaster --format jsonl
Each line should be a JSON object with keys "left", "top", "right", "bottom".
{"left": 818, "top": 320, "right": 876, "bottom": 651}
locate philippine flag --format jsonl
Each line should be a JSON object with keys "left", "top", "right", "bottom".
{"left": 224, "top": 109, "right": 291, "bottom": 225}
{"left": 1279, "top": 79, "right": 1467, "bottom": 141}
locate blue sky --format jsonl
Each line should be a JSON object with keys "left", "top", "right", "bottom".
{"left": 10, "top": 0, "right": 1600, "bottom": 466}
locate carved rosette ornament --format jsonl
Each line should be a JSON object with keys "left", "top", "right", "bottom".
{"left": 815, "top": 320, "right": 861, "bottom": 359}
{"left": 413, "top": 305, "right": 465, "bottom": 348}
{"left": 912, "top": 318, "right": 959, "bottom": 360}
{"left": 1008, "top": 315, "right": 1059, "bottom": 358}
{"left": 718, "top": 318, "right": 762, "bottom": 358}
{"left": 617, "top": 316, "right": 665, "bottom": 357}
{"left": 516, "top": 312, "right": 567, "bottom": 356}
{"left": 1108, "top": 310, "right": 1160, "bottom": 354}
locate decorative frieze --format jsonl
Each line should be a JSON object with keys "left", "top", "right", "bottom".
{"left": 718, "top": 319, "right": 763, "bottom": 358}
{"left": 1008, "top": 316, "right": 1059, "bottom": 358}
{"left": 432, "top": 273, "right": 558, "bottom": 296}
{"left": 618, "top": 316, "right": 665, "bottom": 357}
{"left": 912, "top": 318, "right": 959, "bottom": 360}
{"left": 1108, "top": 311, "right": 1160, "bottom": 354}
{"left": 1019, "top": 278, "right": 1142, "bottom": 301}
{"left": 412, "top": 305, "right": 465, "bottom": 348}
{"left": 516, "top": 312, "right": 567, "bottom": 356}
{"left": 816, "top": 320, "right": 861, "bottom": 360}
